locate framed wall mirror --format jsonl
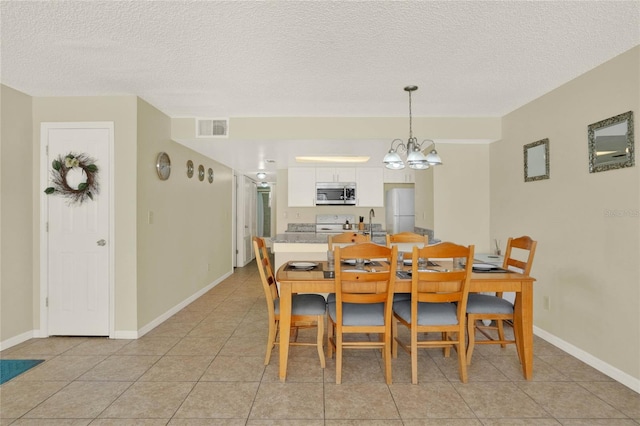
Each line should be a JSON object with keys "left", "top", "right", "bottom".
{"left": 524, "top": 138, "right": 550, "bottom": 182}
{"left": 588, "top": 111, "right": 634, "bottom": 173}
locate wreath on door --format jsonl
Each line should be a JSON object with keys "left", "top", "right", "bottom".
{"left": 44, "top": 153, "right": 99, "bottom": 205}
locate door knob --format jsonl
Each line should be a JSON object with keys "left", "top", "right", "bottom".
{"left": 97, "top": 239, "right": 106, "bottom": 246}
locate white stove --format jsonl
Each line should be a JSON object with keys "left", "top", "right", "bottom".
{"left": 315, "top": 214, "right": 356, "bottom": 234}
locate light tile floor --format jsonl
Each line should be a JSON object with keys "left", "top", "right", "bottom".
{"left": 1, "top": 261, "right": 639, "bottom": 425}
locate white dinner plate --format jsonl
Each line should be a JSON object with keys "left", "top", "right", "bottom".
{"left": 403, "top": 259, "right": 413, "bottom": 265}
{"left": 343, "top": 259, "right": 371, "bottom": 265}
{"left": 472, "top": 263, "right": 497, "bottom": 270}
{"left": 342, "top": 269, "right": 369, "bottom": 273}
{"left": 289, "top": 262, "right": 318, "bottom": 269}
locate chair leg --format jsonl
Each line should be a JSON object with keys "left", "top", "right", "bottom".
{"left": 335, "top": 332, "right": 343, "bottom": 384}
{"left": 411, "top": 326, "right": 418, "bottom": 384}
{"left": 383, "top": 329, "right": 392, "bottom": 385}
{"left": 496, "top": 319, "right": 507, "bottom": 348}
{"left": 457, "top": 330, "right": 468, "bottom": 383}
{"left": 466, "top": 315, "right": 476, "bottom": 365}
{"left": 316, "top": 315, "right": 326, "bottom": 368}
{"left": 392, "top": 317, "right": 398, "bottom": 358}
{"left": 327, "top": 317, "right": 334, "bottom": 358}
{"left": 443, "top": 332, "right": 451, "bottom": 358}
{"left": 265, "top": 319, "right": 277, "bottom": 365}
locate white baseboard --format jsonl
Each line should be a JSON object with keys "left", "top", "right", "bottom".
{"left": 0, "top": 330, "right": 35, "bottom": 351}
{"left": 0, "top": 271, "right": 233, "bottom": 351}
{"left": 137, "top": 272, "right": 232, "bottom": 338}
{"left": 534, "top": 326, "right": 640, "bottom": 393}
{"left": 112, "top": 330, "right": 138, "bottom": 339}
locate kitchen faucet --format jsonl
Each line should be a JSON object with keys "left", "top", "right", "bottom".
{"left": 368, "top": 209, "right": 375, "bottom": 235}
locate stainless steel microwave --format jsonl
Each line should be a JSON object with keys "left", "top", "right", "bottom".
{"left": 315, "top": 182, "right": 356, "bottom": 205}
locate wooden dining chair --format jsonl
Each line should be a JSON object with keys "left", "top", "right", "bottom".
{"left": 466, "top": 235, "right": 537, "bottom": 364}
{"left": 252, "top": 237, "right": 327, "bottom": 368}
{"left": 327, "top": 232, "right": 369, "bottom": 250}
{"left": 327, "top": 242, "right": 398, "bottom": 384}
{"left": 392, "top": 242, "right": 475, "bottom": 384}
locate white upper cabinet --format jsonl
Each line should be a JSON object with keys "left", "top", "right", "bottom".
{"left": 383, "top": 168, "right": 415, "bottom": 183}
{"left": 356, "top": 168, "right": 384, "bottom": 207}
{"left": 315, "top": 167, "right": 356, "bottom": 183}
{"left": 288, "top": 168, "right": 316, "bottom": 207}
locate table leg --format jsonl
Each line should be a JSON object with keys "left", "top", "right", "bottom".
{"left": 514, "top": 281, "right": 534, "bottom": 379}
{"left": 278, "top": 282, "right": 292, "bottom": 382}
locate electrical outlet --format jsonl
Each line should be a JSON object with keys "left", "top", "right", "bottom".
{"left": 543, "top": 296, "right": 550, "bottom": 310}
{"left": 207, "top": 263, "right": 211, "bottom": 272}
{"left": 148, "top": 211, "right": 154, "bottom": 225}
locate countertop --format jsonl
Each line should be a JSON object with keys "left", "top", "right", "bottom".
{"left": 272, "top": 233, "right": 330, "bottom": 244}
{"left": 272, "top": 232, "right": 388, "bottom": 244}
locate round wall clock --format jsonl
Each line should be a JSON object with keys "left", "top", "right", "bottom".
{"left": 156, "top": 152, "right": 171, "bottom": 180}
{"left": 186, "top": 160, "right": 194, "bottom": 178}
{"left": 198, "top": 164, "right": 205, "bottom": 181}
{"left": 207, "top": 168, "right": 214, "bottom": 183}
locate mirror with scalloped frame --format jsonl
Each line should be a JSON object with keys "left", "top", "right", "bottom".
{"left": 588, "top": 111, "right": 634, "bottom": 173}
{"left": 524, "top": 138, "right": 549, "bottom": 182}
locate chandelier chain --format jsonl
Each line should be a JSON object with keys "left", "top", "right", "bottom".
{"left": 408, "top": 89, "right": 413, "bottom": 139}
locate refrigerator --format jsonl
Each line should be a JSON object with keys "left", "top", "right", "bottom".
{"left": 385, "top": 188, "right": 415, "bottom": 234}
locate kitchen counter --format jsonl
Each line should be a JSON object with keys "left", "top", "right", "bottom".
{"left": 272, "top": 233, "right": 330, "bottom": 244}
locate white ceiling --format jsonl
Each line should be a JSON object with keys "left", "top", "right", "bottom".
{"left": 2, "top": 1, "right": 639, "bottom": 179}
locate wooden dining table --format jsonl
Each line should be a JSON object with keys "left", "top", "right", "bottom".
{"left": 276, "top": 260, "right": 536, "bottom": 382}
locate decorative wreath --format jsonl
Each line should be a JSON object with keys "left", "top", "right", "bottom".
{"left": 44, "top": 152, "right": 99, "bottom": 204}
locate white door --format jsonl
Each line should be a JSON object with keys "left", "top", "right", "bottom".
{"left": 43, "top": 123, "right": 112, "bottom": 336}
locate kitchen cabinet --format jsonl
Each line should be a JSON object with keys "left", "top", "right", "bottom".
{"left": 383, "top": 167, "right": 415, "bottom": 183}
{"left": 315, "top": 167, "right": 356, "bottom": 183}
{"left": 356, "top": 168, "right": 384, "bottom": 207}
{"left": 288, "top": 168, "right": 316, "bottom": 207}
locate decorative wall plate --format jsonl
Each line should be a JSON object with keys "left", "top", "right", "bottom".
{"left": 207, "top": 167, "right": 214, "bottom": 183}
{"left": 198, "top": 164, "right": 205, "bottom": 181}
{"left": 156, "top": 152, "right": 171, "bottom": 180}
{"left": 186, "top": 160, "right": 194, "bottom": 178}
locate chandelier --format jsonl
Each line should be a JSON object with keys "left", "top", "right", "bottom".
{"left": 383, "top": 86, "right": 442, "bottom": 170}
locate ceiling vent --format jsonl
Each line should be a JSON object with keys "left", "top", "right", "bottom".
{"left": 196, "top": 118, "right": 228, "bottom": 138}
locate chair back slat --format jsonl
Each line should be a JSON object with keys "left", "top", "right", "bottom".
{"left": 253, "top": 237, "right": 279, "bottom": 308}
{"left": 411, "top": 242, "right": 474, "bottom": 314}
{"left": 328, "top": 232, "right": 370, "bottom": 250}
{"left": 502, "top": 236, "right": 537, "bottom": 275}
{"left": 335, "top": 243, "right": 397, "bottom": 306}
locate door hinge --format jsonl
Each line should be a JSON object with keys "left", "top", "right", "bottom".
{"left": 46, "top": 297, "right": 48, "bottom": 307}
{"left": 46, "top": 222, "right": 49, "bottom": 232}
{"left": 46, "top": 145, "right": 49, "bottom": 155}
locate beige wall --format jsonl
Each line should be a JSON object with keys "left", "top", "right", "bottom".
{"left": 414, "top": 166, "right": 434, "bottom": 232}
{"left": 491, "top": 46, "right": 640, "bottom": 383}
{"left": 136, "top": 98, "right": 233, "bottom": 329}
{"left": 0, "top": 85, "right": 34, "bottom": 343}
{"left": 433, "top": 143, "right": 491, "bottom": 251}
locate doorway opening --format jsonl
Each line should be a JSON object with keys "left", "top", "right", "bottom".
{"left": 257, "top": 185, "right": 271, "bottom": 238}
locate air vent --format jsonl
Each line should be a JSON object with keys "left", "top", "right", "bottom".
{"left": 196, "top": 118, "right": 228, "bottom": 138}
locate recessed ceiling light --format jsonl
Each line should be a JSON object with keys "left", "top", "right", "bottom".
{"left": 295, "top": 156, "right": 370, "bottom": 163}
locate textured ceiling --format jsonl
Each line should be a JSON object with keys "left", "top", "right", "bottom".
{"left": 2, "top": 1, "right": 639, "bottom": 176}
